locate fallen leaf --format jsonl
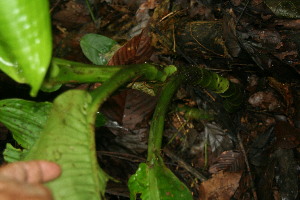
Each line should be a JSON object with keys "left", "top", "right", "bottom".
{"left": 209, "top": 150, "right": 244, "bottom": 174}
{"left": 199, "top": 171, "right": 242, "bottom": 200}
{"left": 108, "top": 28, "right": 154, "bottom": 65}
{"left": 248, "top": 90, "right": 281, "bottom": 111}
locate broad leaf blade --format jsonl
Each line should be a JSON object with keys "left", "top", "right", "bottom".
{"left": 0, "top": 99, "right": 52, "bottom": 149}
{"left": 80, "top": 33, "right": 119, "bottom": 65}
{"left": 128, "top": 157, "right": 193, "bottom": 200}
{"left": 0, "top": 0, "right": 52, "bottom": 96}
{"left": 24, "top": 90, "right": 107, "bottom": 200}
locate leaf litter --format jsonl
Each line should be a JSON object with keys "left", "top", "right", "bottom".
{"left": 1, "top": 0, "right": 300, "bottom": 199}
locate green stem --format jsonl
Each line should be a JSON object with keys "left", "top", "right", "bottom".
{"left": 85, "top": 0, "right": 96, "bottom": 24}
{"left": 147, "top": 76, "right": 183, "bottom": 163}
{"left": 43, "top": 57, "right": 123, "bottom": 89}
{"left": 88, "top": 64, "right": 177, "bottom": 122}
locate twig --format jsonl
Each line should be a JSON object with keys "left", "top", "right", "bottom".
{"left": 236, "top": 0, "right": 250, "bottom": 26}
{"left": 237, "top": 131, "right": 258, "bottom": 200}
{"left": 97, "top": 151, "right": 146, "bottom": 163}
{"left": 163, "top": 148, "right": 208, "bottom": 182}
{"left": 85, "top": 0, "right": 97, "bottom": 24}
{"left": 50, "top": 0, "right": 62, "bottom": 13}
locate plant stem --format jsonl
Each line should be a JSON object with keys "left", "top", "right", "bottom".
{"left": 85, "top": 0, "right": 96, "bottom": 24}
{"left": 43, "top": 57, "right": 123, "bottom": 89}
{"left": 147, "top": 76, "right": 183, "bottom": 163}
{"left": 88, "top": 64, "right": 177, "bottom": 122}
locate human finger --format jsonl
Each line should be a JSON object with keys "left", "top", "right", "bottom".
{"left": 0, "top": 160, "right": 61, "bottom": 184}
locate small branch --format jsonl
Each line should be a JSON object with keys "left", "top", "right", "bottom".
{"left": 237, "top": 132, "right": 258, "bottom": 200}
{"left": 163, "top": 148, "right": 208, "bottom": 182}
{"left": 97, "top": 151, "right": 146, "bottom": 163}
{"left": 85, "top": 0, "right": 97, "bottom": 24}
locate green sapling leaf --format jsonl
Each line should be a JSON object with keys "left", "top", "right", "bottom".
{"left": 80, "top": 33, "right": 120, "bottom": 65}
{"left": 128, "top": 156, "right": 193, "bottom": 200}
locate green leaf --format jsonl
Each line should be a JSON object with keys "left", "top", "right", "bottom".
{"left": 0, "top": 99, "right": 52, "bottom": 149}
{"left": 3, "top": 143, "right": 29, "bottom": 163}
{"left": 80, "top": 33, "right": 119, "bottom": 65}
{"left": 95, "top": 112, "right": 107, "bottom": 127}
{"left": 128, "top": 157, "right": 193, "bottom": 200}
{"left": 0, "top": 0, "right": 52, "bottom": 96}
{"left": 24, "top": 90, "right": 107, "bottom": 200}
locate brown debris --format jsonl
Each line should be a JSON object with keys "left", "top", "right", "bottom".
{"left": 248, "top": 90, "right": 281, "bottom": 111}
{"left": 199, "top": 171, "right": 242, "bottom": 200}
{"left": 273, "top": 121, "right": 300, "bottom": 149}
{"left": 209, "top": 150, "right": 244, "bottom": 174}
{"left": 108, "top": 28, "right": 154, "bottom": 65}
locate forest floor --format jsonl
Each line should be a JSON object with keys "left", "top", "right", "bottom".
{"left": 1, "top": 0, "right": 300, "bottom": 199}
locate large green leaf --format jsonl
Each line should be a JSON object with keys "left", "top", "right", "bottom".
{"left": 0, "top": 99, "right": 52, "bottom": 149}
{"left": 128, "top": 156, "right": 193, "bottom": 200}
{"left": 80, "top": 33, "right": 119, "bottom": 65}
{"left": 0, "top": 0, "right": 52, "bottom": 96}
{"left": 24, "top": 90, "right": 107, "bottom": 200}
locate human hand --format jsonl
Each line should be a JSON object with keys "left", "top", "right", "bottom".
{"left": 0, "top": 161, "right": 61, "bottom": 200}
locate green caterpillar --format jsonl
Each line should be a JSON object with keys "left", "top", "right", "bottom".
{"left": 182, "top": 65, "right": 243, "bottom": 112}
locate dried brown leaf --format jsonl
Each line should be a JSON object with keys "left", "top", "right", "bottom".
{"left": 101, "top": 89, "right": 157, "bottom": 130}
{"left": 199, "top": 171, "right": 242, "bottom": 200}
{"left": 52, "top": 0, "right": 90, "bottom": 29}
{"left": 209, "top": 150, "right": 244, "bottom": 174}
{"left": 248, "top": 90, "right": 281, "bottom": 111}
{"left": 108, "top": 28, "right": 154, "bottom": 65}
